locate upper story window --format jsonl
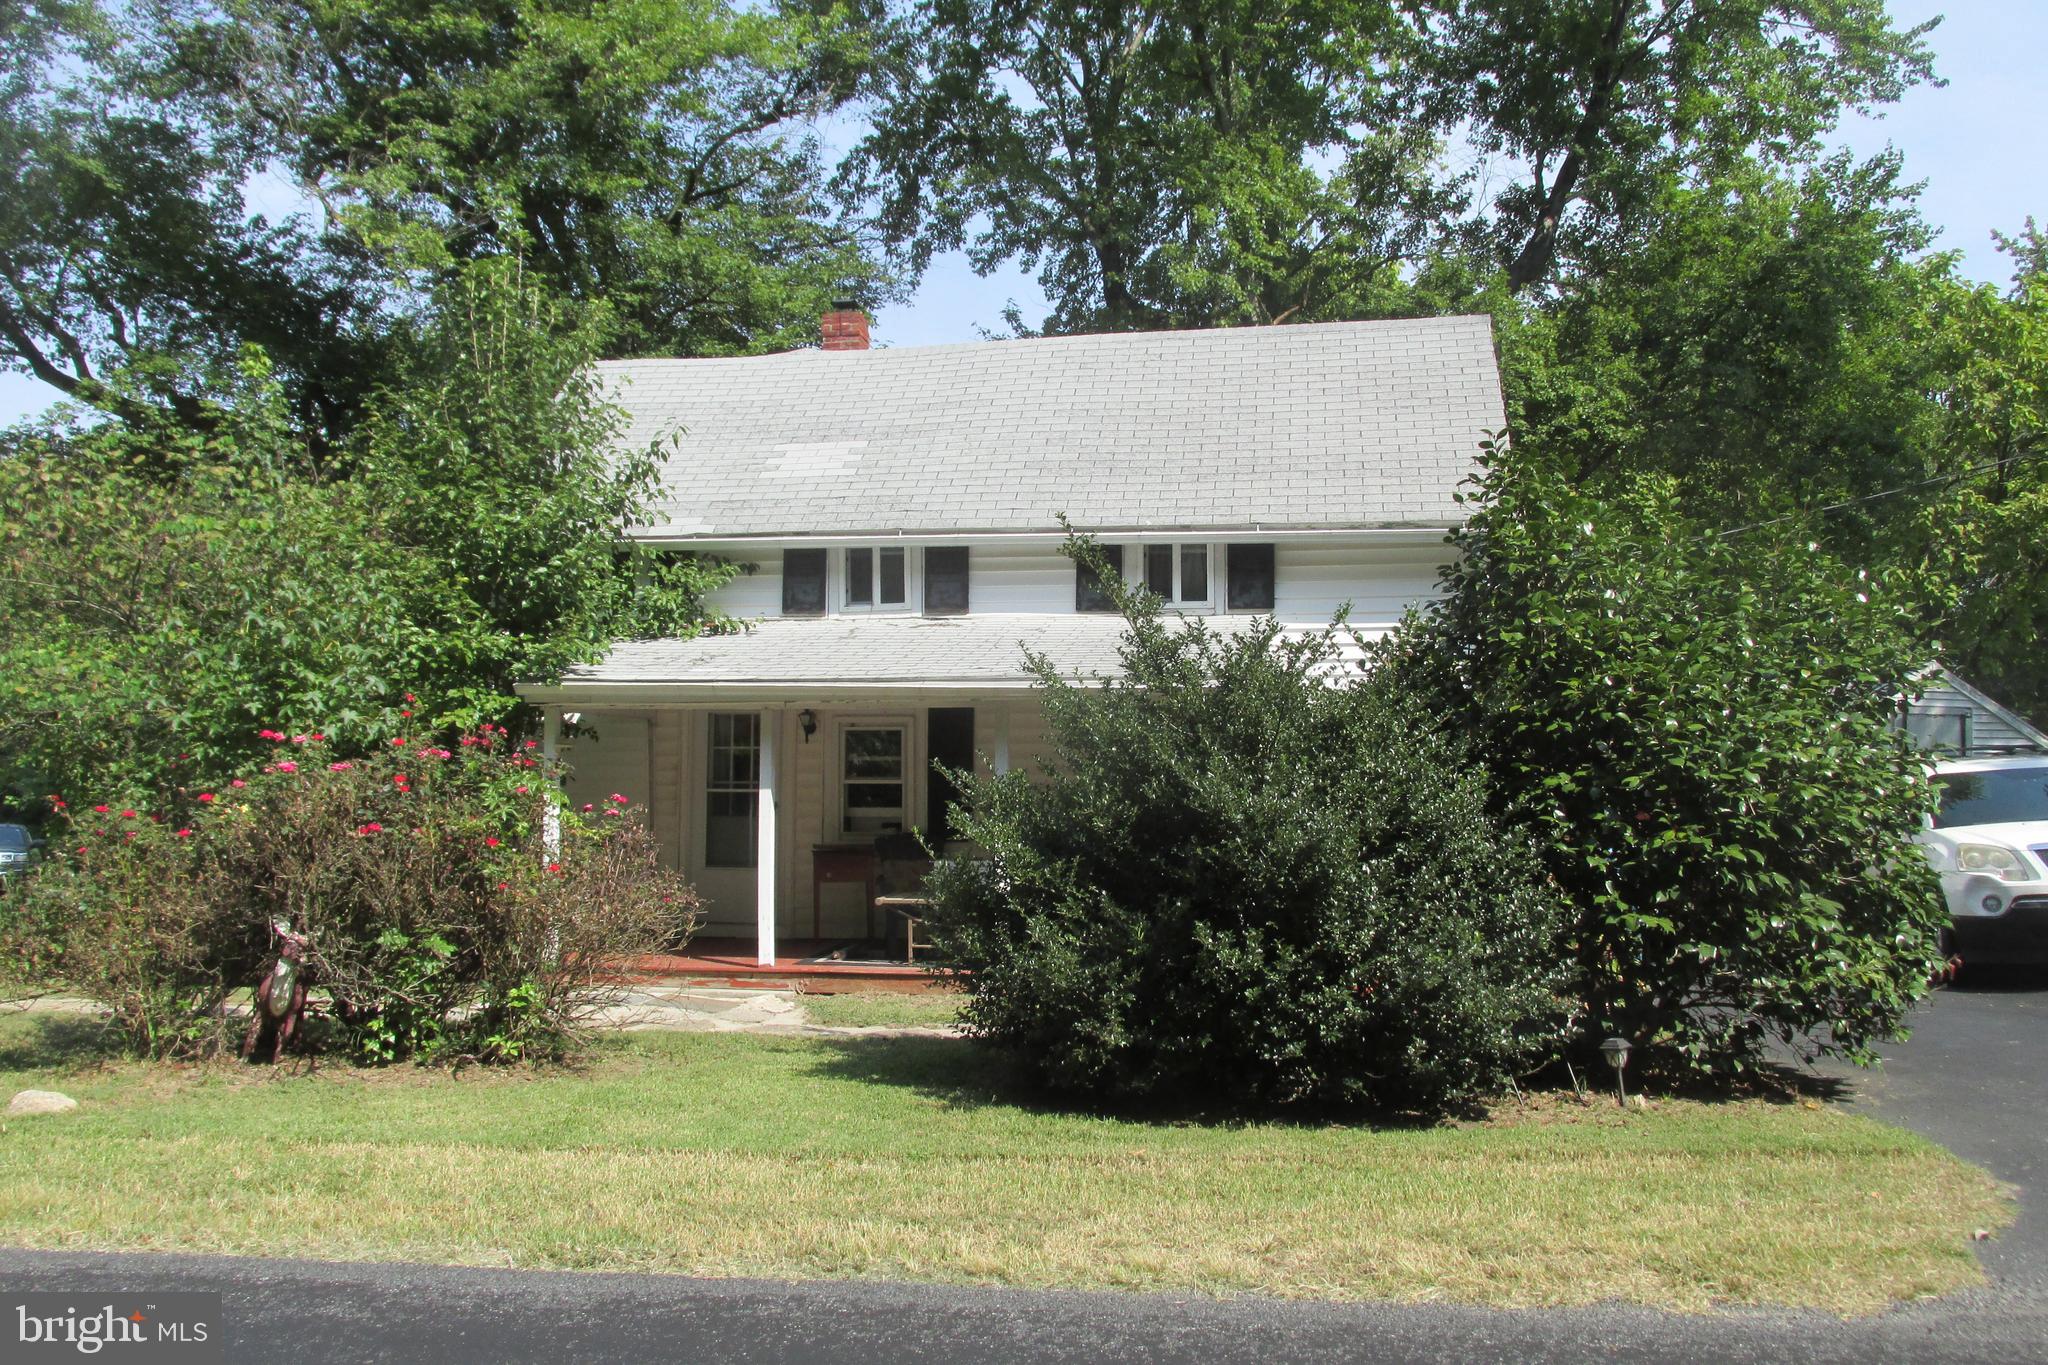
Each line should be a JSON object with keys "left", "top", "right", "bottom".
{"left": 1080, "top": 542, "right": 1270, "bottom": 612}
{"left": 844, "top": 546, "right": 907, "bottom": 611}
{"left": 781, "top": 546, "right": 970, "bottom": 617}
{"left": 1143, "top": 543, "right": 1211, "bottom": 606}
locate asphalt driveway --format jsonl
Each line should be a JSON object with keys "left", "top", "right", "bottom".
{"left": 0, "top": 977, "right": 2043, "bottom": 1364}
{"left": 1819, "top": 966, "right": 2048, "bottom": 1304}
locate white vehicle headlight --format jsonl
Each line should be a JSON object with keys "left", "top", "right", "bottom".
{"left": 1956, "top": 843, "right": 2029, "bottom": 881}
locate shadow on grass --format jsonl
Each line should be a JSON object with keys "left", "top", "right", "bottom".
{"left": 799, "top": 1032, "right": 1464, "bottom": 1131}
{"left": 0, "top": 1012, "right": 127, "bottom": 1074}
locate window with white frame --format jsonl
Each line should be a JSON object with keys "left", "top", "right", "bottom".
{"left": 1141, "top": 542, "right": 1212, "bottom": 606}
{"left": 704, "top": 713, "right": 759, "bottom": 866}
{"left": 842, "top": 546, "right": 909, "bottom": 611}
{"left": 841, "top": 725, "right": 908, "bottom": 834}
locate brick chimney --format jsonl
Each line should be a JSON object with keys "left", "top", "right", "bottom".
{"left": 820, "top": 300, "right": 870, "bottom": 351}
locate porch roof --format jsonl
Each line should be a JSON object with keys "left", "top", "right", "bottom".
{"left": 520, "top": 614, "right": 1375, "bottom": 702}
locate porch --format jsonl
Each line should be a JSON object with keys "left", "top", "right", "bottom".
{"left": 620, "top": 937, "right": 938, "bottom": 992}
{"left": 518, "top": 617, "right": 1097, "bottom": 966}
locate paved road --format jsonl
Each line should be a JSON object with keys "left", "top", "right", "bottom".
{"left": 2, "top": 975, "right": 2043, "bottom": 1365}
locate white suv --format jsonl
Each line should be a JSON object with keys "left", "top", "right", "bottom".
{"left": 1918, "top": 755, "right": 2048, "bottom": 967}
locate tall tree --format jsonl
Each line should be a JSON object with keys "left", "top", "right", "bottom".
{"left": 164, "top": 0, "right": 896, "bottom": 358}
{"left": 0, "top": 0, "right": 383, "bottom": 441}
{"left": 849, "top": 0, "right": 1455, "bottom": 334}
{"left": 1404, "top": 0, "right": 1939, "bottom": 293}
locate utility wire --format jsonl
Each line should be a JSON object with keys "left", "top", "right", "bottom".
{"left": 1712, "top": 445, "right": 2048, "bottom": 540}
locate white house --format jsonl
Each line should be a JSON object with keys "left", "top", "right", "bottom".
{"left": 518, "top": 308, "right": 1505, "bottom": 964}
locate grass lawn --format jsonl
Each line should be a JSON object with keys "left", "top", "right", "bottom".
{"left": 0, "top": 1013, "right": 2010, "bottom": 1313}
{"left": 798, "top": 988, "right": 964, "bottom": 1030}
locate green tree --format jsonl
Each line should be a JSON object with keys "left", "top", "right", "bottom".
{"left": 167, "top": 0, "right": 896, "bottom": 358}
{"left": 849, "top": 0, "right": 1456, "bottom": 334}
{"left": 0, "top": 263, "right": 733, "bottom": 805}
{"left": 353, "top": 258, "right": 735, "bottom": 721}
{"left": 1920, "top": 224, "right": 2048, "bottom": 725}
{"left": 1404, "top": 0, "right": 1938, "bottom": 292}
{"left": 0, "top": 0, "right": 384, "bottom": 441}
{"left": 1385, "top": 449, "right": 1947, "bottom": 1072}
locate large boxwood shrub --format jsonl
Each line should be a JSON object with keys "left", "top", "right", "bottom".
{"left": 5, "top": 721, "right": 697, "bottom": 1062}
{"left": 923, "top": 543, "right": 1572, "bottom": 1114}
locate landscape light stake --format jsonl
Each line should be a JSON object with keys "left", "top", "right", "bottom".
{"left": 1599, "top": 1036, "right": 1632, "bottom": 1107}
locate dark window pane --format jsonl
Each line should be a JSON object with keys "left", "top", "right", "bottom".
{"left": 844, "top": 782, "right": 904, "bottom": 809}
{"left": 1075, "top": 544, "right": 1124, "bottom": 612}
{"left": 1182, "top": 545, "right": 1208, "bottom": 601}
{"left": 1145, "top": 544, "right": 1173, "bottom": 597}
{"left": 1226, "top": 543, "right": 1275, "bottom": 611}
{"left": 782, "top": 549, "right": 827, "bottom": 616}
{"left": 846, "top": 548, "right": 873, "bottom": 605}
{"left": 705, "top": 800, "right": 756, "bottom": 866}
{"left": 927, "top": 707, "right": 975, "bottom": 840}
{"left": 924, "top": 547, "right": 970, "bottom": 615}
{"left": 879, "top": 547, "right": 906, "bottom": 604}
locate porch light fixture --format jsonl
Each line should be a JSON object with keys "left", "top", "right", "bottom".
{"left": 798, "top": 709, "right": 817, "bottom": 743}
{"left": 1599, "top": 1036, "right": 1632, "bottom": 1107}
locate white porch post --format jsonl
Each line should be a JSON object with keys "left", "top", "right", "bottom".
{"left": 992, "top": 705, "right": 1012, "bottom": 776}
{"left": 755, "top": 709, "right": 779, "bottom": 966}
{"left": 540, "top": 706, "right": 562, "bottom": 860}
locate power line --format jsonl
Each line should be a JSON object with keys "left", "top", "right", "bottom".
{"left": 1712, "top": 445, "right": 2048, "bottom": 540}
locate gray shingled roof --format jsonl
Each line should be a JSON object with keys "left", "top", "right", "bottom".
{"left": 526, "top": 614, "right": 1377, "bottom": 696}
{"left": 599, "top": 315, "right": 1502, "bottom": 539}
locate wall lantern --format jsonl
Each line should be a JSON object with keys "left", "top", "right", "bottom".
{"left": 1599, "top": 1036, "right": 1633, "bottom": 1107}
{"left": 798, "top": 709, "right": 818, "bottom": 743}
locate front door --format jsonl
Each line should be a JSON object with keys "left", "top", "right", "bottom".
{"left": 689, "top": 710, "right": 760, "bottom": 931}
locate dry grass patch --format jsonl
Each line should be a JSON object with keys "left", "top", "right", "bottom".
{"left": 0, "top": 1014, "right": 2009, "bottom": 1313}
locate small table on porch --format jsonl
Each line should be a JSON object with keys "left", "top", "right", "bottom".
{"left": 810, "top": 844, "right": 879, "bottom": 940}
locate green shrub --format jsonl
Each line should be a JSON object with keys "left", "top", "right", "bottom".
{"left": 5, "top": 721, "right": 699, "bottom": 1061}
{"left": 1383, "top": 447, "right": 1946, "bottom": 1072}
{"left": 923, "top": 542, "right": 1572, "bottom": 1114}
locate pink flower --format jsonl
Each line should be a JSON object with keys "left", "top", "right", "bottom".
{"left": 580, "top": 803, "right": 595, "bottom": 813}
{"left": 513, "top": 786, "right": 529, "bottom": 795}
{"left": 390, "top": 737, "right": 407, "bottom": 748}
{"left": 328, "top": 761, "right": 353, "bottom": 771}
{"left": 400, "top": 710, "right": 412, "bottom": 718}
{"left": 311, "top": 733, "right": 326, "bottom": 742}
{"left": 405, "top": 693, "right": 416, "bottom": 703}
{"left": 258, "top": 729, "right": 285, "bottom": 741}
{"left": 119, "top": 809, "right": 136, "bottom": 819}
{"left": 602, "top": 808, "right": 621, "bottom": 818}
{"left": 355, "top": 822, "right": 383, "bottom": 835}
{"left": 49, "top": 798, "right": 66, "bottom": 809}
{"left": 291, "top": 733, "right": 311, "bottom": 745}
{"left": 484, "top": 837, "right": 501, "bottom": 848}
{"left": 546, "top": 862, "right": 562, "bottom": 874}
{"left": 92, "top": 805, "right": 110, "bottom": 814}
{"left": 609, "top": 793, "right": 627, "bottom": 804}
{"left": 523, "top": 740, "right": 538, "bottom": 751}
{"left": 196, "top": 793, "right": 216, "bottom": 803}
{"left": 173, "top": 828, "right": 192, "bottom": 839}
{"left": 273, "top": 761, "right": 298, "bottom": 774}
{"left": 230, "top": 779, "right": 247, "bottom": 789}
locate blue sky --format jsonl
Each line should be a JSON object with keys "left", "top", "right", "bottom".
{"left": 3, "top": 1, "right": 2041, "bottom": 423}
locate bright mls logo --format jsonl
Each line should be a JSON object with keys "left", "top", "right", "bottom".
{"left": 6, "top": 1294, "right": 221, "bottom": 1362}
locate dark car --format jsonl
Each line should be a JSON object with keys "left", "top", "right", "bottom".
{"left": 0, "top": 822, "right": 43, "bottom": 886}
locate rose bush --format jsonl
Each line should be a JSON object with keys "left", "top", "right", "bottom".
{"left": 3, "top": 716, "right": 698, "bottom": 1062}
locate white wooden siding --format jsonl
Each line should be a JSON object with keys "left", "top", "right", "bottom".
{"left": 699, "top": 535, "right": 1449, "bottom": 626}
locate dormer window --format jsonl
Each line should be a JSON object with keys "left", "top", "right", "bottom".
{"left": 844, "top": 546, "right": 907, "bottom": 610}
